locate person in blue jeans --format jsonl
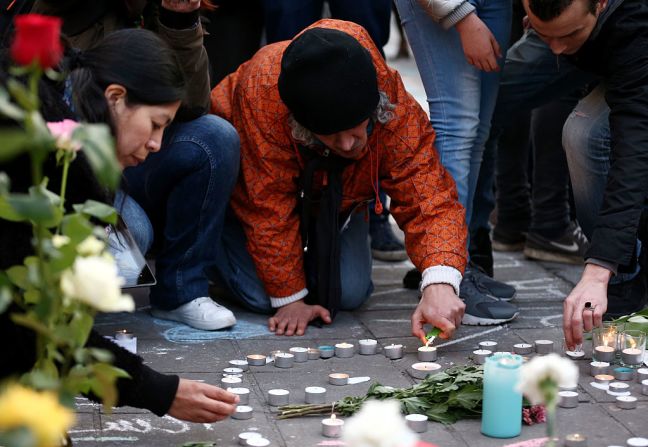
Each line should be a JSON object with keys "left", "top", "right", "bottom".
{"left": 483, "top": 0, "right": 648, "bottom": 349}
{"left": 394, "top": 0, "right": 519, "bottom": 325}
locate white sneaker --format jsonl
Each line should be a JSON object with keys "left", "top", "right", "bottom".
{"left": 151, "top": 297, "right": 236, "bottom": 330}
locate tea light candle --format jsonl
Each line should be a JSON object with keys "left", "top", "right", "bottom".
{"left": 305, "top": 386, "right": 327, "bottom": 404}
{"left": 328, "top": 373, "right": 349, "bottom": 386}
{"left": 229, "top": 360, "right": 249, "bottom": 371}
{"left": 289, "top": 347, "right": 309, "bottom": 363}
{"left": 614, "top": 367, "right": 635, "bottom": 381}
{"left": 246, "top": 354, "right": 266, "bottom": 366}
{"left": 232, "top": 405, "right": 253, "bottom": 420}
{"left": 319, "top": 345, "right": 335, "bottom": 359}
{"left": 558, "top": 390, "right": 579, "bottom": 408}
{"left": 513, "top": 343, "right": 534, "bottom": 355}
{"left": 274, "top": 352, "right": 294, "bottom": 368}
{"left": 267, "top": 389, "right": 290, "bottom": 406}
{"left": 472, "top": 349, "right": 492, "bottom": 365}
{"left": 595, "top": 374, "right": 614, "bottom": 385}
{"left": 564, "top": 433, "right": 587, "bottom": 447}
{"left": 565, "top": 349, "right": 585, "bottom": 360}
{"left": 335, "top": 342, "right": 355, "bottom": 358}
{"left": 246, "top": 437, "right": 270, "bottom": 447}
{"left": 609, "top": 382, "right": 630, "bottom": 393}
{"left": 384, "top": 343, "right": 403, "bottom": 360}
{"left": 590, "top": 361, "right": 610, "bottom": 376}
{"left": 238, "top": 432, "right": 261, "bottom": 446}
{"left": 321, "top": 414, "right": 344, "bottom": 438}
{"left": 641, "top": 379, "right": 648, "bottom": 396}
{"left": 479, "top": 341, "right": 498, "bottom": 351}
{"left": 405, "top": 414, "right": 428, "bottom": 433}
{"left": 616, "top": 395, "right": 638, "bottom": 409}
{"left": 409, "top": 362, "right": 442, "bottom": 380}
{"left": 307, "top": 348, "right": 320, "bottom": 360}
{"left": 621, "top": 347, "right": 643, "bottom": 366}
{"left": 417, "top": 346, "right": 438, "bottom": 362}
{"left": 222, "top": 375, "right": 242, "bottom": 386}
{"left": 627, "top": 438, "right": 648, "bottom": 447}
{"left": 636, "top": 368, "right": 648, "bottom": 383}
{"left": 358, "top": 339, "right": 378, "bottom": 355}
{"left": 594, "top": 345, "right": 616, "bottom": 362}
{"left": 560, "top": 384, "right": 578, "bottom": 392}
{"left": 227, "top": 387, "right": 250, "bottom": 406}
{"left": 223, "top": 367, "right": 244, "bottom": 376}
{"left": 534, "top": 339, "right": 554, "bottom": 355}
{"left": 113, "top": 330, "right": 137, "bottom": 354}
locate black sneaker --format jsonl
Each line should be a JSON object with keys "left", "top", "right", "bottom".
{"left": 492, "top": 226, "right": 527, "bottom": 252}
{"left": 370, "top": 220, "right": 408, "bottom": 262}
{"left": 524, "top": 221, "right": 588, "bottom": 265}
{"left": 469, "top": 227, "right": 494, "bottom": 277}
{"left": 460, "top": 271, "right": 519, "bottom": 326}
{"left": 466, "top": 267, "right": 516, "bottom": 301}
{"left": 605, "top": 272, "right": 648, "bottom": 319}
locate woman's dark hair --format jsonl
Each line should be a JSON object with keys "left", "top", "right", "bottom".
{"left": 66, "top": 28, "right": 185, "bottom": 127}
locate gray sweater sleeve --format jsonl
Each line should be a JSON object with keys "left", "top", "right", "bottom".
{"left": 416, "top": 0, "right": 476, "bottom": 29}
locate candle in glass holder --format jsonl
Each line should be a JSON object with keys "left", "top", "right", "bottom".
{"left": 232, "top": 405, "right": 253, "bottom": 420}
{"left": 405, "top": 414, "right": 428, "bottom": 433}
{"left": 267, "top": 389, "right": 290, "bottom": 406}
{"left": 417, "top": 346, "right": 437, "bottom": 362}
{"left": 564, "top": 434, "right": 587, "bottom": 447}
{"left": 590, "top": 361, "right": 610, "bottom": 377}
{"left": 472, "top": 349, "right": 492, "bottom": 365}
{"left": 328, "top": 373, "right": 349, "bottom": 386}
{"left": 594, "top": 345, "right": 616, "bottom": 362}
{"left": 513, "top": 343, "right": 534, "bottom": 355}
{"left": 620, "top": 330, "right": 646, "bottom": 367}
{"left": 246, "top": 354, "right": 266, "bottom": 366}
{"left": 274, "top": 352, "right": 294, "bottom": 368}
{"left": 334, "top": 342, "right": 355, "bottom": 358}
{"left": 409, "top": 362, "right": 442, "bottom": 379}
{"left": 616, "top": 395, "right": 638, "bottom": 409}
{"left": 228, "top": 387, "right": 250, "bottom": 406}
{"left": 358, "top": 339, "right": 378, "bottom": 355}
{"left": 321, "top": 414, "right": 344, "bottom": 438}
{"left": 289, "top": 347, "right": 308, "bottom": 363}
{"left": 305, "top": 386, "right": 327, "bottom": 404}
{"left": 319, "top": 345, "right": 335, "bottom": 359}
{"left": 621, "top": 348, "right": 643, "bottom": 366}
{"left": 534, "top": 339, "right": 554, "bottom": 355}
{"left": 384, "top": 344, "right": 403, "bottom": 360}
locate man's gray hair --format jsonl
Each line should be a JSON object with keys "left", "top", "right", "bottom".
{"left": 288, "top": 90, "right": 395, "bottom": 147}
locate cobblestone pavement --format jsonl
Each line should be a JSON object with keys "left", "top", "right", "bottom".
{"left": 71, "top": 54, "right": 647, "bottom": 447}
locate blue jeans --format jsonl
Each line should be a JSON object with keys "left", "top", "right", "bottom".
{"left": 394, "top": 0, "right": 511, "bottom": 230}
{"left": 122, "top": 114, "right": 240, "bottom": 310}
{"left": 214, "top": 209, "right": 374, "bottom": 314}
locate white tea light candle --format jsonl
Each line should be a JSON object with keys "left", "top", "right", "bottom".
{"left": 479, "top": 341, "right": 498, "bottom": 350}
{"left": 222, "top": 376, "right": 242, "bottom": 386}
{"left": 636, "top": 368, "right": 648, "bottom": 383}
{"left": 246, "top": 354, "right": 266, "bottom": 366}
{"left": 384, "top": 344, "right": 403, "bottom": 360}
{"left": 564, "top": 433, "right": 587, "bottom": 447}
{"left": 307, "top": 348, "right": 320, "bottom": 360}
{"left": 334, "top": 342, "right": 355, "bottom": 358}
{"left": 513, "top": 343, "right": 533, "bottom": 355}
{"left": 267, "top": 389, "right": 289, "bottom": 406}
{"left": 321, "top": 414, "right": 344, "bottom": 438}
{"left": 405, "top": 414, "right": 428, "bottom": 433}
{"left": 229, "top": 359, "right": 249, "bottom": 371}
{"left": 417, "top": 346, "right": 437, "bottom": 362}
{"left": 246, "top": 437, "right": 270, "bottom": 447}
{"left": 534, "top": 339, "right": 554, "bottom": 355}
{"left": 289, "top": 347, "right": 308, "bottom": 363}
{"left": 594, "top": 374, "right": 614, "bottom": 385}
{"left": 409, "top": 362, "right": 442, "bottom": 380}
{"left": 274, "top": 352, "right": 294, "bottom": 368}
{"left": 328, "top": 373, "right": 349, "bottom": 386}
{"left": 627, "top": 438, "right": 648, "bottom": 447}
{"left": 558, "top": 390, "right": 579, "bottom": 408}
{"left": 590, "top": 361, "right": 610, "bottom": 377}
{"left": 304, "top": 386, "right": 327, "bottom": 404}
{"left": 358, "top": 339, "right": 378, "bottom": 355}
{"left": 472, "top": 349, "right": 492, "bottom": 365}
{"left": 232, "top": 405, "right": 253, "bottom": 420}
{"left": 641, "top": 379, "right": 648, "bottom": 396}
{"left": 616, "top": 395, "right": 638, "bottom": 409}
{"left": 238, "top": 432, "right": 261, "bottom": 446}
{"left": 227, "top": 387, "right": 250, "bottom": 406}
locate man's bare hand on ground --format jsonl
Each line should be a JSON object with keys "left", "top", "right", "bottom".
{"left": 269, "top": 299, "right": 332, "bottom": 336}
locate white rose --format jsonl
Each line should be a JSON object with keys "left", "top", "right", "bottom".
{"left": 60, "top": 255, "right": 134, "bottom": 312}
{"left": 342, "top": 400, "right": 418, "bottom": 447}
{"left": 516, "top": 353, "right": 578, "bottom": 405}
{"left": 77, "top": 235, "right": 105, "bottom": 257}
{"left": 51, "top": 235, "right": 71, "bottom": 248}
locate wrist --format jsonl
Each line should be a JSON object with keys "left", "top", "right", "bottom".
{"left": 455, "top": 11, "right": 477, "bottom": 33}
{"left": 582, "top": 263, "right": 613, "bottom": 283}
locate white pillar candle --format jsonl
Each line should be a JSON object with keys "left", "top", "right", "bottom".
{"left": 417, "top": 346, "right": 437, "bottom": 362}
{"left": 227, "top": 387, "right": 250, "bottom": 406}
{"left": 472, "top": 349, "right": 492, "bottom": 365}
{"left": 616, "top": 395, "right": 638, "bottom": 410}
{"left": 628, "top": 438, "right": 648, "bottom": 447}
{"left": 558, "top": 390, "right": 579, "bottom": 408}
{"left": 358, "top": 339, "right": 378, "bottom": 355}
{"left": 238, "top": 432, "right": 261, "bottom": 446}
{"left": 383, "top": 344, "right": 403, "bottom": 360}
{"left": 289, "top": 347, "right": 309, "bottom": 363}
{"left": 534, "top": 339, "right": 554, "bottom": 355}
{"left": 564, "top": 434, "right": 587, "bottom": 447}
{"left": 232, "top": 405, "right": 253, "bottom": 420}
{"left": 229, "top": 359, "right": 249, "bottom": 371}
{"left": 594, "top": 345, "right": 616, "bottom": 362}
{"left": 304, "top": 386, "right": 327, "bottom": 404}
{"left": 479, "top": 341, "right": 498, "bottom": 351}
{"left": 321, "top": 414, "right": 344, "bottom": 438}
{"left": 513, "top": 343, "right": 534, "bottom": 355}
{"left": 621, "top": 347, "right": 643, "bottom": 366}
{"left": 590, "top": 361, "right": 610, "bottom": 377}
{"left": 405, "top": 414, "right": 428, "bottom": 433}
{"left": 328, "top": 373, "right": 349, "bottom": 386}
{"left": 267, "top": 389, "right": 289, "bottom": 406}
{"left": 409, "top": 362, "right": 442, "bottom": 380}
{"left": 246, "top": 354, "right": 266, "bottom": 366}
{"left": 334, "top": 342, "right": 355, "bottom": 358}
{"left": 274, "top": 352, "right": 294, "bottom": 369}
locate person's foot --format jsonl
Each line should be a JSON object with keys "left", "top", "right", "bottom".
{"left": 151, "top": 297, "right": 236, "bottom": 330}
{"left": 492, "top": 226, "right": 527, "bottom": 252}
{"left": 370, "top": 220, "right": 408, "bottom": 262}
{"left": 466, "top": 267, "right": 517, "bottom": 301}
{"left": 460, "top": 271, "right": 519, "bottom": 325}
{"left": 469, "top": 227, "right": 494, "bottom": 277}
{"left": 523, "top": 221, "right": 588, "bottom": 265}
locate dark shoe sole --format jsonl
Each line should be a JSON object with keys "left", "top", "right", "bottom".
{"left": 523, "top": 246, "right": 584, "bottom": 265}
{"left": 492, "top": 239, "right": 525, "bottom": 252}
{"left": 462, "top": 312, "right": 519, "bottom": 326}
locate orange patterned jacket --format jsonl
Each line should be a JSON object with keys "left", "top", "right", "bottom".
{"left": 211, "top": 19, "right": 467, "bottom": 302}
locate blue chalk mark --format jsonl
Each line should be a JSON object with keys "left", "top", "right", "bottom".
{"left": 159, "top": 319, "right": 271, "bottom": 344}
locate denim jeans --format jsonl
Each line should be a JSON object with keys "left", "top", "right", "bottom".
{"left": 122, "top": 114, "right": 240, "bottom": 310}
{"left": 214, "top": 209, "right": 374, "bottom": 314}
{"left": 114, "top": 191, "right": 153, "bottom": 255}
{"left": 394, "top": 0, "right": 511, "bottom": 230}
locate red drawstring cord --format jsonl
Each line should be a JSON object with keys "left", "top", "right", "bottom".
{"left": 368, "top": 143, "right": 383, "bottom": 215}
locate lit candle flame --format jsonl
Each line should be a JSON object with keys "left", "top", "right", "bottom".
{"left": 331, "top": 414, "right": 336, "bottom": 421}
{"left": 629, "top": 337, "right": 637, "bottom": 349}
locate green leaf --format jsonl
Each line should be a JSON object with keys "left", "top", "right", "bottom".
{"left": 88, "top": 347, "right": 114, "bottom": 363}
{"left": 0, "top": 195, "right": 25, "bottom": 221}
{"left": 73, "top": 124, "right": 121, "bottom": 190}
{"left": 448, "top": 384, "right": 483, "bottom": 410}
{"left": 73, "top": 200, "right": 118, "bottom": 225}
{"left": 6, "top": 78, "right": 36, "bottom": 111}
{"left": 61, "top": 213, "right": 94, "bottom": 243}
{"left": 0, "top": 172, "right": 9, "bottom": 194}
{"left": 21, "top": 368, "right": 59, "bottom": 389}
{"left": 23, "top": 288, "right": 41, "bottom": 305}
{"left": 6, "top": 190, "right": 61, "bottom": 227}
{"left": 69, "top": 311, "right": 94, "bottom": 346}
{"left": 0, "top": 286, "right": 12, "bottom": 314}
{"left": 0, "top": 129, "right": 31, "bottom": 162}
{"left": 6, "top": 265, "right": 28, "bottom": 289}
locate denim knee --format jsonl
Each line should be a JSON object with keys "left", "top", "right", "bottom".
{"left": 339, "top": 276, "right": 373, "bottom": 311}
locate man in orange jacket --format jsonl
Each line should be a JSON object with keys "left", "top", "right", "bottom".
{"left": 211, "top": 19, "right": 517, "bottom": 338}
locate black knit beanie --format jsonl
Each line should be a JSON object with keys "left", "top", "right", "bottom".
{"left": 278, "top": 27, "right": 380, "bottom": 135}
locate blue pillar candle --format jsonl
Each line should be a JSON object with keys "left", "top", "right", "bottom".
{"left": 481, "top": 352, "right": 523, "bottom": 438}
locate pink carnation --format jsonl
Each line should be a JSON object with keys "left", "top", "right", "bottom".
{"left": 47, "top": 119, "right": 81, "bottom": 152}
{"left": 522, "top": 405, "right": 547, "bottom": 426}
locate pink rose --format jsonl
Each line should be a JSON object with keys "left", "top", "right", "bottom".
{"left": 47, "top": 119, "right": 81, "bottom": 152}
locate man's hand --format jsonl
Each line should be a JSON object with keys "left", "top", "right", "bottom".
{"left": 455, "top": 12, "right": 502, "bottom": 72}
{"left": 411, "top": 284, "right": 465, "bottom": 341}
{"left": 161, "top": 0, "right": 201, "bottom": 13}
{"left": 168, "top": 379, "right": 239, "bottom": 423}
{"left": 268, "top": 299, "right": 331, "bottom": 336}
{"left": 563, "top": 264, "right": 612, "bottom": 350}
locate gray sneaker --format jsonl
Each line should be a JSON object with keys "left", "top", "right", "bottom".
{"left": 460, "top": 273, "right": 519, "bottom": 326}
{"left": 151, "top": 297, "right": 236, "bottom": 330}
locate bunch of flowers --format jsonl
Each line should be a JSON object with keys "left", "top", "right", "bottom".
{"left": 0, "top": 14, "right": 131, "bottom": 447}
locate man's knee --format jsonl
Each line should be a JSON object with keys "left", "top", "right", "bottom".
{"left": 562, "top": 87, "right": 610, "bottom": 160}
{"left": 340, "top": 277, "right": 373, "bottom": 310}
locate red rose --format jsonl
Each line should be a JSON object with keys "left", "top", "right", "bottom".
{"left": 11, "top": 14, "right": 63, "bottom": 69}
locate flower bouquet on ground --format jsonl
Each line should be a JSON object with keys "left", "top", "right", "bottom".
{"left": 0, "top": 14, "right": 131, "bottom": 447}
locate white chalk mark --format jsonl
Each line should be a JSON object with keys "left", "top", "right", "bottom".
{"left": 539, "top": 314, "right": 563, "bottom": 327}
{"left": 371, "top": 288, "right": 410, "bottom": 297}
{"left": 435, "top": 326, "right": 505, "bottom": 348}
{"left": 71, "top": 437, "right": 139, "bottom": 442}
